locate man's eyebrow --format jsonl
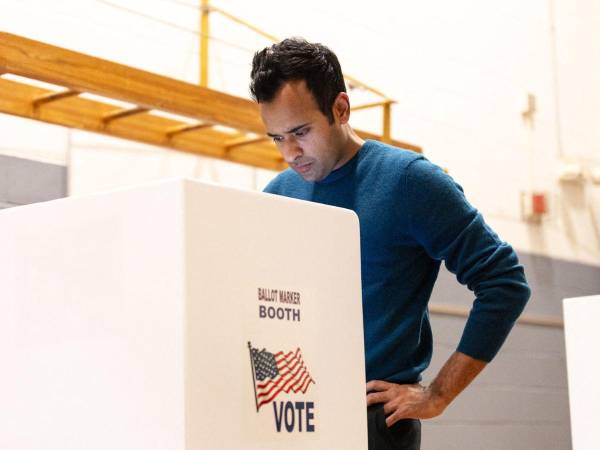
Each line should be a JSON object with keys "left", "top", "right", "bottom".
{"left": 266, "top": 122, "right": 311, "bottom": 137}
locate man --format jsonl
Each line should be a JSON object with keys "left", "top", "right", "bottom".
{"left": 250, "top": 38, "right": 530, "bottom": 450}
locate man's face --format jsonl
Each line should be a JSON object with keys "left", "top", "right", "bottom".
{"left": 259, "top": 80, "right": 345, "bottom": 182}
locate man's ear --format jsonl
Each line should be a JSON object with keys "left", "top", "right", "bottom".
{"left": 332, "top": 92, "right": 351, "bottom": 125}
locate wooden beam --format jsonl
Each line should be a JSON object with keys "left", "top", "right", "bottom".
{"left": 166, "top": 122, "right": 213, "bottom": 138}
{"left": 343, "top": 73, "right": 390, "bottom": 100}
{"left": 351, "top": 100, "right": 395, "bottom": 144}
{"left": 225, "top": 135, "right": 270, "bottom": 149}
{"left": 351, "top": 100, "right": 396, "bottom": 112}
{"left": 200, "top": 0, "right": 210, "bottom": 87}
{"left": 33, "top": 89, "right": 80, "bottom": 108}
{"left": 382, "top": 101, "right": 391, "bottom": 144}
{"left": 356, "top": 129, "right": 421, "bottom": 153}
{"left": 0, "top": 32, "right": 422, "bottom": 161}
{"left": 0, "top": 32, "right": 265, "bottom": 134}
{"left": 102, "top": 106, "right": 149, "bottom": 124}
{"left": 0, "top": 77, "right": 286, "bottom": 171}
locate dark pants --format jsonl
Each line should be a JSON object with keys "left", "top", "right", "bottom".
{"left": 367, "top": 404, "right": 421, "bottom": 450}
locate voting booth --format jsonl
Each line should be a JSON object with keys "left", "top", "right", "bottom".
{"left": 563, "top": 295, "right": 600, "bottom": 450}
{"left": 0, "top": 178, "right": 367, "bottom": 449}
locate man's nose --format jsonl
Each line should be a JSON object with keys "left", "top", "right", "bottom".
{"left": 280, "top": 139, "right": 303, "bottom": 163}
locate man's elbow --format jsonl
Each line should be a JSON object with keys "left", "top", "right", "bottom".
{"left": 509, "top": 276, "right": 532, "bottom": 320}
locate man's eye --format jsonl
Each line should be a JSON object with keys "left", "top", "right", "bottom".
{"left": 295, "top": 128, "right": 309, "bottom": 137}
{"left": 272, "top": 136, "right": 284, "bottom": 143}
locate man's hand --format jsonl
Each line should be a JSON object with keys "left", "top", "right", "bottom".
{"left": 366, "top": 351, "right": 488, "bottom": 427}
{"left": 366, "top": 380, "right": 447, "bottom": 426}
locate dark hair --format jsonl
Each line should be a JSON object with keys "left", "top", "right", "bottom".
{"left": 250, "top": 38, "right": 346, "bottom": 123}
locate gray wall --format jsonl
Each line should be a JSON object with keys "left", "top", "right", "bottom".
{"left": 0, "top": 154, "right": 67, "bottom": 209}
{"left": 422, "top": 252, "right": 600, "bottom": 450}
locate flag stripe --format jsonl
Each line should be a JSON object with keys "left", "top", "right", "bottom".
{"left": 257, "top": 358, "right": 307, "bottom": 397}
{"left": 257, "top": 375, "right": 314, "bottom": 409}
{"left": 257, "top": 368, "right": 312, "bottom": 405}
{"left": 251, "top": 346, "right": 315, "bottom": 410}
{"left": 256, "top": 350, "right": 304, "bottom": 390}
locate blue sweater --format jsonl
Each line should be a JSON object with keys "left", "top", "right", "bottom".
{"left": 264, "top": 140, "right": 530, "bottom": 383}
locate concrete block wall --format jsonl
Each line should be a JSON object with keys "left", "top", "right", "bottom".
{"left": 0, "top": 155, "right": 67, "bottom": 209}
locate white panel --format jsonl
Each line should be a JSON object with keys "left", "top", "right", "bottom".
{"left": 0, "top": 180, "right": 186, "bottom": 450}
{"left": 563, "top": 295, "right": 600, "bottom": 450}
{"left": 184, "top": 181, "right": 366, "bottom": 449}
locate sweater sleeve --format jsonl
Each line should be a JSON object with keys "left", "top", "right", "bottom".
{"left": 263, "top": 176, "right": 281, "bottom": 194}
{"left": 405, "top": 157, "right": 531, "bottom": 362}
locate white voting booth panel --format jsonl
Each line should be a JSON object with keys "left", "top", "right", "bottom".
{"left": 563, "top": 295, "right": 600, "bottom": 450}
{"left": 0, "top": 178, "right": 366, "bottom": 450}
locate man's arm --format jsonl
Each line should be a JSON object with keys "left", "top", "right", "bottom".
{"left": 365, "top": 157, "right": 529, "bottom": 426}
{"left": 403, "top": 157, "right": 530, "bottom": 363}
{"left": 366, "top": 351, "right": 487, "bottom": 426}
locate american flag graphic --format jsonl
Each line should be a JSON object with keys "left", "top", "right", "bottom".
{"left": 248, "top": 342, "right": 315, "bottom": 411}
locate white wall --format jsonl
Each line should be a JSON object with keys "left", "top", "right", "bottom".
{"left": 0, "top": 0, "right": 599, "bottom": 266}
